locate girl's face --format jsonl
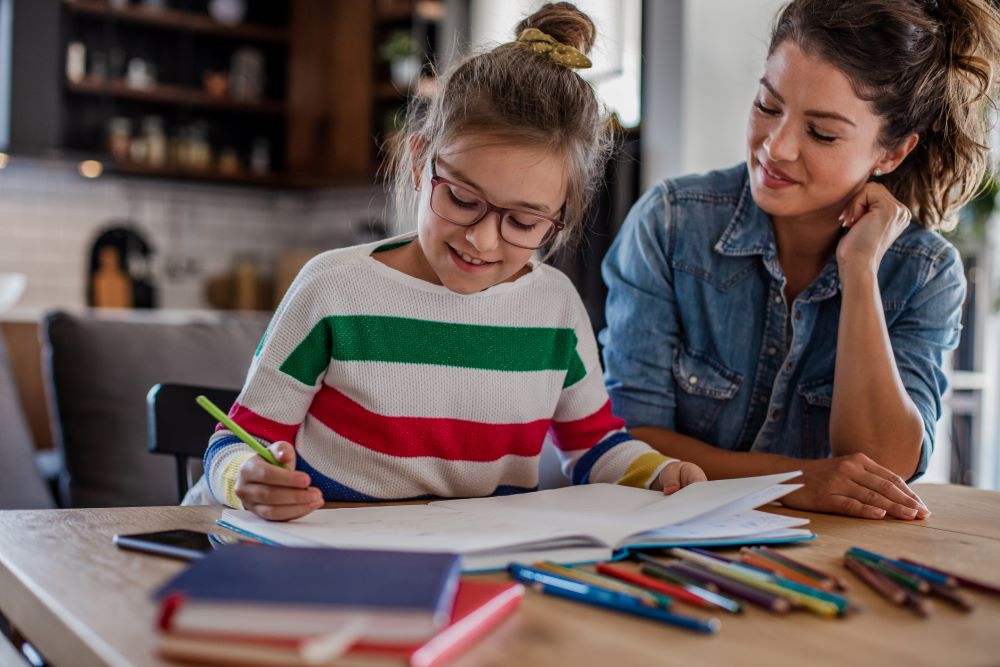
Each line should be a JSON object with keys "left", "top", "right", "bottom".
{"left": 411, "top": 136, "right": 569, "bottom": 294}
{"left": 747, "top": 41, "right": 891, "bottom": 225}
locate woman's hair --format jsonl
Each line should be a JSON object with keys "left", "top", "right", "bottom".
{"left": 769, "top": 0, "right": 1000, "bottom": 231}
{"left": 387, "top": 2, "right": 614, "bottom": 251}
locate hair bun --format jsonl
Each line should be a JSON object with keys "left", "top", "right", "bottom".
{"left": 515, "top": 2, "right": 596, "bottom": 56}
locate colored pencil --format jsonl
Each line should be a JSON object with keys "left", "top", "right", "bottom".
{"left": 597, "top": 563, "right": 727, "bottom": 612}
{"left": 635, "top": 554, "right": 713, "bottom": 588}
{"left": 901, "top": 587, "right": 934, "bottom": 617}
{"left": 847, "top": 553, "right": 930, "bottom": 593}
{"left": 756, "top": 546, "right": 846, "bottom": 590}
{"left": 899, "top": 558, "right": 1000, "bottom": 597}
{"left": 509, "top": 564, "right": 720, "bottom": 634}
{"left": 681, "top": 561, "right": 841, "bottom": 619}
{"left": 843, "top": 556, "right": 906, "bottom": 606}
{"left": 638, "top": 564, "right": 744, "bottom": 614}
{"left": 668, "top": 562, "right": 792, "bottom": 614}
{"left": 740, "top": 550, "right": 836, "bottom": 590}
{"left": 848, "top": 547, "right": 953, "bottom": 588}
{"left": 928, "top": 582, "right": 974, "bottom": 611}
{"left": 532, "top": 562, "right": 671, "bottom": 609}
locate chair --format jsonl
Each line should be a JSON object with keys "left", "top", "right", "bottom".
{"left": 147, "top": 383, "right": 239, "bottom": 502}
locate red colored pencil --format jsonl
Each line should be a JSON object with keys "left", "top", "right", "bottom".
{"left": 740, "top": 551, "right": 835, "bottom": 591}
{"left": 596, "top": 563, "right": 723, "bottom": 612}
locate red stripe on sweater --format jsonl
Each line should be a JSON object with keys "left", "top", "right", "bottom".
{"left": 549, "top": 399, "right": 626, "bottom": 452}
{"left": 308, "top": 384, "right": 550, "bottom": 461}
{"left": 223, "top": 403, "right": 301, "bottom": 445}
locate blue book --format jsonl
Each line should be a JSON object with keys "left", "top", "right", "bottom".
{"left": 155, "top": 545, "right": 462, "bottom": 643}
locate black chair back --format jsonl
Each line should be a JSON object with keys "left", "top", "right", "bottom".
{"left": 147, "top": 383, "right": 239, "bottom": 501}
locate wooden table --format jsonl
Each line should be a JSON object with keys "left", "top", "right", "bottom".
{"left": 1, "top": 484, "right": 999, "bottom": 667}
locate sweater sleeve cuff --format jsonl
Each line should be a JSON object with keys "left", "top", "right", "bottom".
{"left": 616, "top": 451, "right": 678, "bottom": 490}
{"left": 220, "top": 451, "right": 255, "bottom": 509}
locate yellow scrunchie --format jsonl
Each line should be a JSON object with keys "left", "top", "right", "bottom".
{"left": 508, "top": 28, "right": 592, "bottom": 70}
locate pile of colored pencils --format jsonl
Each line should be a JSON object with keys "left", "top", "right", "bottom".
{"left": 842, "top": 547, "right": 997, "bottom": 616}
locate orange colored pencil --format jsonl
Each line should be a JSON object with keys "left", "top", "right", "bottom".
{"left": 740, "top": 551, "right": 835, "bottom": 591}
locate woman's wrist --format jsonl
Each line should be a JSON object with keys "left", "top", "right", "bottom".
{"left": 838, "top": 261, "right": 878, "bottom": 295}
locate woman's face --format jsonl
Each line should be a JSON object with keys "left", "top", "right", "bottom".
{"left": 411, "top": 136, "right": 568, "bottom": 294}
{"left": 747, "top": 41, "right": 888, "bottom": 224}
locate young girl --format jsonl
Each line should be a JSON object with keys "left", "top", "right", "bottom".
{"left": 204, "top": 2, "right": 706, "bottom": 520}
{"left": 601, "top": 0, "right": 1000, "bottom": 520}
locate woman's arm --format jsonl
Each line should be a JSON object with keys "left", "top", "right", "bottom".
{"left": 630, "top": 426, "right": 928, "bottom": 519}
{"left": 834, "top": 183, "right": 966, "bottom": 480}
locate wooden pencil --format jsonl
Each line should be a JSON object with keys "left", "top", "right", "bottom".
{"left": 843, "top": 555, "right": 906, "bottom": 606}
{"left": 899, "top": 557, "right": 1000, "bottom": 597}
{"left": 847, "top": 553, "right": 930, "bottom": 593}
{"left": 901, "top": 587, "right": 934, "bottom": 617}
{"left": 928, "top": 582, "right": 974, "bottom": 611}
{"left": 757, "top": 546, "right": 846, "bottom": 590}
{"left": 740, "top": 550, "right": 836, "bottom": 591}
{"left": 597, "top": 563, "right": 731, "bottom": 612}
{"left": 668, "top": 562, "right": 792, "bottom": 614}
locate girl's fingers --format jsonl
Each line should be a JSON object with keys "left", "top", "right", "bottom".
{"left": 659, "top": 463, "right": 681, "bottom": 495}
{"left": 244, "top": 500, "right": 319, "bottom": 522}
{"left": 680, "top": 462, "right": 708, "bottom": 485}
{"left": 238, "top": 482, "right": 322, "bottom": 507}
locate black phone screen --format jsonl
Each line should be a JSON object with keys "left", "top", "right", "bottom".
{"left": 113, "top": 529, "right": 216, "bottom": 561}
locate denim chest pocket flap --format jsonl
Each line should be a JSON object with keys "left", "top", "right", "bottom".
{"left": 799, "top": 378, "right": 834, "bottom": 408}
{"left": 672, "top": 345, "right": 742, "bottom": 400}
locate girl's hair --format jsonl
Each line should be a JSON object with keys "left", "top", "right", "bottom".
{"left": 769, "top": 0, "right": 1000, "bottom": 231}
{"left": 388, "top": 2, "right": 614, "bottom": 252}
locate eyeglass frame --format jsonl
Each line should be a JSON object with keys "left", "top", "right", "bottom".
{"left": 427, "top": 158, "right": 566, "bottom": 250}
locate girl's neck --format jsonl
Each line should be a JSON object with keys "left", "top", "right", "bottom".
{"left": 771, "top": 210, "right": 842, "bottom": 302}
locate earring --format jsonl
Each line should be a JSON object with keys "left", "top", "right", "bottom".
{"left": 873, "top": 167, "right": 883, "bottom": 177}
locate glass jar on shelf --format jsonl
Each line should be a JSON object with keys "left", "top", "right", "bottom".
{"left": 107, "top": 117, "right": 132, "bottom": 163}
{"left": 142, "top": 116, "right": 167, "bottom": 168}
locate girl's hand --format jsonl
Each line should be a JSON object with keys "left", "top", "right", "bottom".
{"left": 782, "top": 453, "right": 930, "bottom": 520}
{"left": 234, "top": 442, "right": 324, "bottom": 521}
{"left": 836, "top": 182, "right": 912, "bottom": 276}
{"left": 659, "top": 461, "right": 708, "bottom": 495}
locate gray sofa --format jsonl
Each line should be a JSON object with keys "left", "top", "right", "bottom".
{"left": 42, "top": 309, "right": 270, "bottom": 507}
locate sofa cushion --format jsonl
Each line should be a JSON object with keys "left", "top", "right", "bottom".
{"left": 42, "top": 310, "right": 269, "bottom": 507}
{"left": 0, "top": 331, "right": 55, "bottom": 509}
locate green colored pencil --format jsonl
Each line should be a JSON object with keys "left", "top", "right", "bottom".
{"left": 195, "top": 395, "right": 284, "bottom": 467}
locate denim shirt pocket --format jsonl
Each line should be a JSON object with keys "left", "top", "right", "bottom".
{"left": 799, "top": 378, "right": 834, "bottom": 459}
{"left": 672, "top": 344, "right": 743, "bottom": 443}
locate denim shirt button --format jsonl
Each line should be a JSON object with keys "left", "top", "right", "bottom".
{"left": 773, "top": 295, "right": 782, "bottom": 304}
{"left": 767, "top": 347, "right": 777, "bottom": 355}
{"left": 794, "top": 311, "right": 802, "bottom": 320}
{"left": 689, "top": 375, "right": 699, "bottom": 385}
{"left": 770, "top": 409, "right": 780, "bottom": 420}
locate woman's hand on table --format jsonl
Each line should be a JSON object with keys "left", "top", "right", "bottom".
{"left": 782, "top": 452, "right": 930, "bottom": 520}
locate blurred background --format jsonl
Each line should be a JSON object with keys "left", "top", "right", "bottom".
{"left": 0, "top": 0, "right": 995, "bottom": 500}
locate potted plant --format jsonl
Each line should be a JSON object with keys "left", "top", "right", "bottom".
{"left": 379, "top": 29, "right": 421, "bottom": 89}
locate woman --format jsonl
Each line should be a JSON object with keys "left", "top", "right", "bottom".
{"left": 601, "top": 0, "right": 1000, "bottom": 519}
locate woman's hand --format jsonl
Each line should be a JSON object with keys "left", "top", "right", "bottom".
{"left": 836, "top": 182, "right": 912, "bottom": 275}
{"left": 659, "top": 460, "right": 708, "bottom": 495}
{"left": 235, "top": 442, "right": 324, "bottom": 521}
{"left": 782, "top": 452, "right": 930, "bottom": 520}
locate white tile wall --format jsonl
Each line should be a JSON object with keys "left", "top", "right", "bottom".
{"left": 0, "top": 159, "right": 390, "bottom": 309}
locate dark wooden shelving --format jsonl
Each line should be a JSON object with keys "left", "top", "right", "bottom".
{"left": 63, "top": 0, "right": 289, "bottom": 44}
{"left": 67, "top": 77, "right": 286, "bottom": 115}
{"left": 111, "top": 160, "right": 291, "bottom": 186}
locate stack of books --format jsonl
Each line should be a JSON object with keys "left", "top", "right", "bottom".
{"left": 153, "top": 545, "right": 523, "bottom": 666}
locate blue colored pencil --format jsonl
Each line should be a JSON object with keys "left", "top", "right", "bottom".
{"left": 509, "top": 564, "right": 720, "bottom": 634}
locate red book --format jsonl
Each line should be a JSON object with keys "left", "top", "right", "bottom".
{"left": 156, "top": 581, "right": 524, "bottom": 667}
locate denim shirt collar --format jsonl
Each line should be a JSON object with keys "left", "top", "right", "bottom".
{"left": 714, "top": 176, "right": 841, "bottom": 303}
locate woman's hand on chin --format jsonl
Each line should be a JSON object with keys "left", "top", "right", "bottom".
{"left": 836, "top": 182, "right": 912, "bottom": 279}
{"left": 781, "top": 452, "right": 930, "bottom": 520}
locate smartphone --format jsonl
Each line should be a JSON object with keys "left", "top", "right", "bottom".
{"left": 113, "top": 529, "right": 223, "bottom": 561}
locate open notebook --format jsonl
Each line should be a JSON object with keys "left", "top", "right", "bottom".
{"left": 219, "top": 472, "right": 813, "bottom": 572}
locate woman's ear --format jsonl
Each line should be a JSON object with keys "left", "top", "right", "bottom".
{"left": 408, "top": 134, "right": 429, "bottom": 190}
{"left": 876, "top": 133, "right": 919, "bottom": 176}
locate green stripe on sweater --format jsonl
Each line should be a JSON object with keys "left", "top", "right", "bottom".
{"left": 278, "top": 315, "right": 586, "bottom": 387}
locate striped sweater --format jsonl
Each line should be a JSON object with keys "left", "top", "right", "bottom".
{"left": 204, "top": 236, "right": 675, "bottom": 507}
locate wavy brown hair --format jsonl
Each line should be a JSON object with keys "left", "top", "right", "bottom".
{"left": 386, "top": 2, "right": 614, "bottom": 253}
{"left": 769, "top": 0, "right": 1000, "bottom": 230}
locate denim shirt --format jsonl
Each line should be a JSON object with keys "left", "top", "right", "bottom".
{"left": 600, "top": 164, "right": 965, "bottom": 478}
